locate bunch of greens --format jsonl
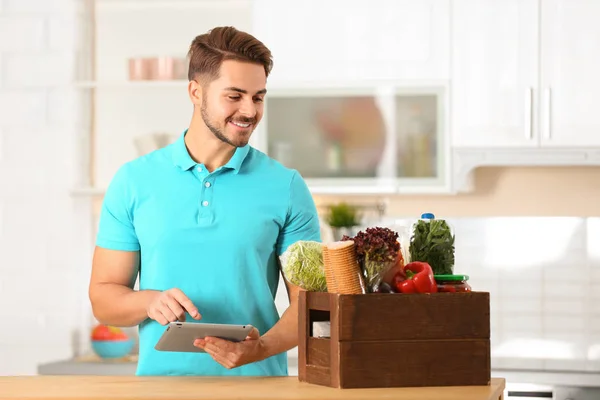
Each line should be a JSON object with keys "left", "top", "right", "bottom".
{"left": 409, "top": 219, "right": 455, "bottom": 275}
{"left": 342, "top": 227, "right": 400, "bottom": 292}
{"left": 280, "top": 241, "right": 327, "bottom": 292}
{"left": 326, "top": 202, "right": 360, "bottom": 228}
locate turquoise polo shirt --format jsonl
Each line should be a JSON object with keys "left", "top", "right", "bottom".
{"left": 96, "top": 130, "right": 321, "bottom": 376}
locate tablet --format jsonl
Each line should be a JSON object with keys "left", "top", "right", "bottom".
{"left": 154, "top": 322, "right": 254, "bottom": 353}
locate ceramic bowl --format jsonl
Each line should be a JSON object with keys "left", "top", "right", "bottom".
{"left": 91, "top": 339, "right": 134, "bottom": 359}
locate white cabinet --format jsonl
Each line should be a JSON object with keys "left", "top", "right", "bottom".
{"left": 451, "top": 0, "right": 539, "bottom": 148}
{"left": 250, "top": 0, "right": 453, "bottom": 194}
{"left": 540, "top": 0, "right": 600, "bottom": 147}
{"left": 252, "top": 85, "right": 450, "bottom": 194}
{"left": 452, "top": 0, "right": 600, "bottom": 149}
{"left": 252, "top": 0, "right": 450, "bottom": 84}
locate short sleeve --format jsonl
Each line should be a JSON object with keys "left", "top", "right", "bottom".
{"left": 276, "top": 171, "right": 322, "bottom": 256}
{"left": 96, "top": 164, "right": 140, "bottom": 251}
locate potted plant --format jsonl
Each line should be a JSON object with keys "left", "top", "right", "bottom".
{"left": 325, "top": 202, "right": 360, "bottom": 241}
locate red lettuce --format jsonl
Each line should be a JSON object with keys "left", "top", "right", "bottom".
{"left": 342, "top": 226, "right": 399, "bottom": 264}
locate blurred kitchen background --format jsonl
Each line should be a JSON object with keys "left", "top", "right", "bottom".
{"left": 1, "top": 0, "right": 600, "bottom": 398}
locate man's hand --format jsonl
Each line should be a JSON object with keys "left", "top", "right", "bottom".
{"left": 193, "top": 327, "right": 264, "bottom": 369}
{"left": 146, "top": 288, "right": 201, "bottom": 325}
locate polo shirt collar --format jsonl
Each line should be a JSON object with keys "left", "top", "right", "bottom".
{"left": 171, "top": 130, "right": 196, "bottom": 170}
{"left": 172, "top": 129, "right": 250, "bottom": 174}
{"left": 223, "top": 144, "right": 250, "bottom": 174}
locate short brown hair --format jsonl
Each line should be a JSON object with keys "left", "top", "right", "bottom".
{"left": 187, "top": 26, "right": 273, "bottom": 82}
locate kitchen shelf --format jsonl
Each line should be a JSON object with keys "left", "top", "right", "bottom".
{"left": 71, "top": 187, "right": 106, "bottom": 197}
{"left": 88, "top": 0, "right": 250, "bottom": 11}
{"left": 1, "top": 81, "right": 188, "bottom": 89}
{"left": 75, "top": 80, "right": 188, "bottom": 89}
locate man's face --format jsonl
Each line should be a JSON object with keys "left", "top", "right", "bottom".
{"left": 200, "top": 60, "right": 267, "bottom": 148}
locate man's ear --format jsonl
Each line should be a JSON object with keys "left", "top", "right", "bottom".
{"left": 188, "top": 79, "right": 203, "bottom": 107}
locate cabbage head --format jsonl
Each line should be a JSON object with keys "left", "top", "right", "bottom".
{"left": 280, "top": 240, "right": 327, "bottom": 292}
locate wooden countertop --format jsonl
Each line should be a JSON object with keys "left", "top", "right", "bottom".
{"left": 0, "top": 376, "right": 505, "bottom": 400}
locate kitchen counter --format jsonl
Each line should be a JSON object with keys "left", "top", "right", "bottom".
{"left": 37, "top": 356, "right": 600, "bottom": 388}
{"left": 37, "top": 354, "right": 299, "bottom": 376}
{"left": 0, "top": 376, "right": 505, "bottom": 400}
{"left": 37, "top": 355, "right": 138, "bottom": 376}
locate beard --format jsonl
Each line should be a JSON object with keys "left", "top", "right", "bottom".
{"left": 200, "top": 101, "right": 256, "bottom": 148}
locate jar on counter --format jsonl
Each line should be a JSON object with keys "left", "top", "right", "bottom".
{"left": 409, "top": 213, "right": 455, "bottom": 275}
{"left": 434, "top": 274, "right": 471, "bottom": 293}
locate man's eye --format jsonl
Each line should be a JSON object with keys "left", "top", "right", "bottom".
{"left": 228, "top": 96, "right": 240, "bottom": 100}
{"left": 254, "top": 98, "right": 264, "bottom": 103}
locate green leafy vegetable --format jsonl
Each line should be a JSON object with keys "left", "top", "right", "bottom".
{"left": 280, "top": 241, "right": 327, "bottom": 292}
{"left": 409, "top": 219, "right": 455, "bottom": 275}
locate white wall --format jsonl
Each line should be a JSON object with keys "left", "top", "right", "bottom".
{"left": 449, "top": 217, "right": 600, "bottom": 372}
{"left": 0, "top": 0, "right": 94, "bottom": 375}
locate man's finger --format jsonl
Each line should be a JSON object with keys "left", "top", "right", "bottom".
{"left": 151, "top": 311, "right": 168, "bottom": 326}
{"left": 204, "top": 346, "right": 234, "bottom": 369}
{"left": 246, "top": 327, "right": 260, "bottom": 340}
{"left": 159, "top": 302, "right": 179, "bottom": 322}
{"left": 170, "top": 290, "right": 201, "bottom": 319}
{"left": 205, "top": 337, "right": 237, "bottom": 354}
{"left": 164, "top": 296, "right": 186, "bottom": 321}
{"left": 203, "top": 338, "right": 232, "bottom": 356}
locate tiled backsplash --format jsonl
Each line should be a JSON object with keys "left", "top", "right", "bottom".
{"left": 374, "top": 216, "right": 600, "bottom": 373}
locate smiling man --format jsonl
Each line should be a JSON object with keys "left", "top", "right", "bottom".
{"left": 88, "top": 26, "right": 321, "bottom": 376}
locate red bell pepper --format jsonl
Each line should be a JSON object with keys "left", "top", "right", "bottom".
{"left": 394, "top": 261, "right": 438, "bottom": 294}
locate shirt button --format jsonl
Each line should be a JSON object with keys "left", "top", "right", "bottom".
{"left": 204, "top": 182, "right": 211, "bottom": 188}
{"left": 197, "top": 166, "right": 203, "bottom": 172}
{"left": 202, "top": 200, "right": 209, "bottom": 207}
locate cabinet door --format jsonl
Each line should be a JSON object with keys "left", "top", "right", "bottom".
{"left": 540, "top": 0, "right": 600, "bottom": 147}
{"left": 251, "top": 0, "right": 450, "bottom": 83}
{"left": 451, "top": 0, "right": 539, "bottom": 148}
{"left": 251, "top": 87, "right": 446, "bottom": 194}
{"left": 260, "top": 89, "right": 392, "bottom": 181}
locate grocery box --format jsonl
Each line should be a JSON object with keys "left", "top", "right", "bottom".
{"left": 297, "top": 290, "right": 491, "bottom": 389}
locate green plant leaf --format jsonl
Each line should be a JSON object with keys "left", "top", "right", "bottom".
{"left": 326, "top": 202, "right": 360, "bottom": 228}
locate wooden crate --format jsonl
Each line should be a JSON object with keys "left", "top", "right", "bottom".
{"left": 298, "top": 291, "right": 491, "bottom": 389}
